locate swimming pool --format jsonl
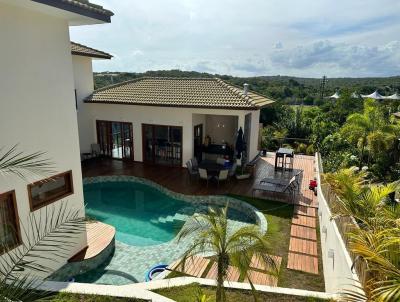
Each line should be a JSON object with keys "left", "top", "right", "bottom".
{"left": 84, "top": 180, "right": 255, "bottom": 246}
{"left": 52, "top": 176, "right": 266, "bottom": 285}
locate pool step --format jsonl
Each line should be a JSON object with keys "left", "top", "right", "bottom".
{"left": 151, "top": 213, "right": 189, "bottom": 225}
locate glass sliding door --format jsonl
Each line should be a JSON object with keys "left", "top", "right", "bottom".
{"left": 96, "top": 120, "right": 133, "bottom": 160}
{"left": 142, "top": 124, "right": 154, "bottom": 163}
{"left": 142, "top": 124, "right": 182, "bottom": 166}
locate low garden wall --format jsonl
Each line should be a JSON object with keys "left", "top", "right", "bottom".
{"left": 315, "top": 153, "right": 363, "bottom": 294}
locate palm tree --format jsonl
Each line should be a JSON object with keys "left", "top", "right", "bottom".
{"left": 340, "top": 99, "right": 400, "bottom": 169}
{"left": 325, "top": 169, "right": 400, "bottom": 302}
{"left": 177, "top": 206, "right": 279, "bottom": 302}
{"left": 0, "top": 145, "right": 85, "bottom": 302}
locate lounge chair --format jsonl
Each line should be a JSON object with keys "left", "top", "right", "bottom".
{"left": 260, "top": 171, "right": 302, "bottom": 192}
{"left": 252, "top": 177, "right": 297, "bottom": 202}
{"left": 199, "top": 168, "right": 212, "bottom": 187}
{"left": 214, "top": 169, "right": 229, "bottom": 187}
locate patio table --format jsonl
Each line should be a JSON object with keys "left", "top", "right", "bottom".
{"left": 274, "top": 148, "right": 294, "bottom": 171}
{"left": 198, "top": 161, "right": 228, "bottom": 176}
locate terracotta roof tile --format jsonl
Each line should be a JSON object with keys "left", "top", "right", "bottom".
{"left": 85, "top": 77, "right": 274, "bottom": 110}
{"left": 71, "top": 42, "right": 112, "bottom": 59}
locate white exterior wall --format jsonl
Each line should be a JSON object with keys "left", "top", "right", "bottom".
{"left": 315, "top": 154, "right": 362, "bottom": 294}
{"left": 79, "top": 103, "right": 261, "bottom": 166}
{"left": 0, "top": 2, "right": 86, "bottom": 277}
{"left": 72, "top": 55, "right": 95, "bottom": 153}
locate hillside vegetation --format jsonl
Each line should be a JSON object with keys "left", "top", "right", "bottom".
{"left": 94, "top": 70, "right": 400, "bottom": 105}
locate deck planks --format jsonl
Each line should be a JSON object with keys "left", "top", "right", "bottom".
{"left": 290, "top": 225, "right": 317, "bottom": 241}
{"left": 69, "top": 221, "right": 115, "bottom": 262}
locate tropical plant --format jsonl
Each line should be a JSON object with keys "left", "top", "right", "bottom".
{"left": 340, "top": 99, "right": 400, "bottom": 169}
{"left": 0, "top": 203, "right": 86, "bottom": 302}
{"left": 325, "top": 169, "right": 400, "bottom": 302}
{"left": 0, "top": 145, "right": 85, "bottom": 302}
{"left": 177, "top": 206, "right": 279, "bottom": 302}
{"left": 0, "top": 145, "right": 55, "bottom": 180}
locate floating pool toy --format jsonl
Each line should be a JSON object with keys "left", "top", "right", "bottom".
{"left": 145, "top": 264, "right": 168, "bottom": 282}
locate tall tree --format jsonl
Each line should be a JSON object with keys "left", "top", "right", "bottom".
{"left": 178, "top": 206, "right": 278, "bottom": 302}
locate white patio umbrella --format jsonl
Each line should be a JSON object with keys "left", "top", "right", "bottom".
{"left": 361, "top": 90, "right": 384, "bottom": 100}
{"left": 326, "top": 91, "right": 340, "bottom": 99}
{"left": 351, "top": 92, "right": 360, "bottom": 98}
{"left": 384, "top": 92, "right": 400, "bottom": 100}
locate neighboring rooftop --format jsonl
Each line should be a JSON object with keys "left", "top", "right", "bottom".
{"left": 85, "top": 77, "right": 275, "bottom": 110}
{"left": 71, "top": 41, "right": 112, "bottom": 59}
{"left": 32, "top": 0, "right": 114, "bottom": 23}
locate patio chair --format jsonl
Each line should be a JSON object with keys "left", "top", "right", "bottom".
{"left": 190, "top": 157, "right": 199, "bottom": 171}
{"left": 214, "top": 169, "right": 229, "bottom": 187}
{"left": 91, "top": 143, "right": 101, "bottom": 157}
{"left": 186, "top": 160, "right": 199, "bottom": 181}
{"left": 216, "top": 157, "right": 225, "bottom": 165}
{"left": 252, "top": 177, "right": 297, "bottom": 203}
{"left": 284, "top": 152, "right": 294, "bottom": 171}
{"left": 199, "top": 168, "right": 212, "bottom": 187}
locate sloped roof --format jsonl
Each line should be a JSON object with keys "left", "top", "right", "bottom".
{"left": 385, "top": 92, "right": 400, "bottom": 100}
{"left": 71, "top": 42, "right": 112, "bottom": 59}
{"left": 85, "top": 77, "right": 275, "bottom": 110}
{"left": 361, "top": 90, "right": 384, "bottom": 99}
{"left": 327, "top": 91, "right": 340, "bottom": 99}
{"left": 32, "top": 0, "right": 113, "bottom": 23}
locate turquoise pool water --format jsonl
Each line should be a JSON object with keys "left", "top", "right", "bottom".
{"left": 53, "top": 178, "right": 258, "bottom": 285}
{"left": 84, "top": 181, "right": 189, "bottom": 246}
{"left": 84, "top": 181, "right": 254, "bottom": 247}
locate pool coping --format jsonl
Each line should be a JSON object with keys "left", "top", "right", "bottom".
{"left": 48, "top": 175, "right": 268, "bottom": 287}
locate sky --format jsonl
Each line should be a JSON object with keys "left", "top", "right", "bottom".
{"left": 70, "top": 0, "right": 400, "bottom": 78}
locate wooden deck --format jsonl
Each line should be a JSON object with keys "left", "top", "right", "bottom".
{"left": 169, "top": 254, "right": 281, "bottom": 286}
{"left": 82, "top": 153, "right": 314, "bottom": 200}
{"left": 81, "top": 153, "right": 320, "bottom": 275}
{"left": 69, "top": 221, "right": 115, "bottom": 262}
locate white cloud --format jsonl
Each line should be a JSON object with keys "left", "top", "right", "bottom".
{"left": 70, "top": 0, "right": 400, "bottom": 77}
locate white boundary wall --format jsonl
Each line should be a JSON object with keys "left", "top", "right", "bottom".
{"left": 315, "top": 153, "right": 362, "bottom": 294}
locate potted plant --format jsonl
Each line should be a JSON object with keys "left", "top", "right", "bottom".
{"left": 235, "top": 165, "right": 251, "bottom": 180}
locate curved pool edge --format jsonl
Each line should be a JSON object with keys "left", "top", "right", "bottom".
{"left": 83, "top": 175, "right": 268, "bottom": 235}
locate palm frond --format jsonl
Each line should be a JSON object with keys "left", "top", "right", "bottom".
{"left": 0, "top": 202, "right": 85, "bottom": 302}
{"left": 0, "top": 145, "right": 55, "bottom": 181}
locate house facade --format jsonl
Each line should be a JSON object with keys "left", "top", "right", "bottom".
{"left": 0, "top": 0, "right": 112, "bottom": 277}
{"left": 78, "top": 77, "right": 274, "bottom": 167}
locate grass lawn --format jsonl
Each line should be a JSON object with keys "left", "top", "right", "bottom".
{"left": 154, "top": 283, "right": 332, "bottom": 302}
{"left": 229, "top": 195, "right": 325, "bottom": 292}
{"left": 49, "top": 293, "right": 144, "bottom": 302}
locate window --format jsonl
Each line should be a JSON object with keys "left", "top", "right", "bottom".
{"left": 28, "top": 171, "right": 74, "bottom": 211}
{"left": 0, "top": 190, "right": 21, "bottom": 254}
